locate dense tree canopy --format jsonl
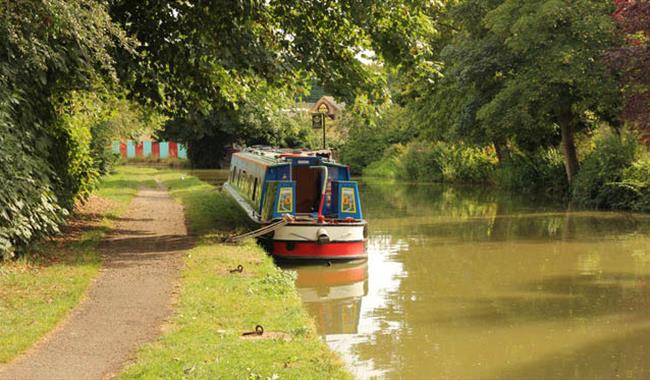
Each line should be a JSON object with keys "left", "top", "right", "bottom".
{"left": 3, "top": 0, "right": 650, "bottom": 256}
{"left": 609, "top": 0, "right": 650, "bottom": 136}
{"left": 106, "top": 0, "right": 439, "bottom": 166}
{"left": 381, "top": 0, "right": 622, "bottom": 183}
{"left": 480, "top": 0, "right": 620, "bottom": 182}
{"left": 0, "top": 0, "right": 130, "bottom": 256}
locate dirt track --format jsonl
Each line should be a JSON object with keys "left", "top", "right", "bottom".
{"left": 0, "top": 184, "right": 190, "bottom": 380}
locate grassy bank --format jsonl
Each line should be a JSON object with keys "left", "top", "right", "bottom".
{"left": 120, "top": 170, "right": 351, "bottom": 379}
{"left": 0, "top": 166, "right": 154, "bottom": 363}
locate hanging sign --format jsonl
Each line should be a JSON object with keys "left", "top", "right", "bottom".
{"left": 312, "top": 113, "right": 324, "bottom": 129}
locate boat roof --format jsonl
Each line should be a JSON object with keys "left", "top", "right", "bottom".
{"left": 233, "top": 146, "right": 344, "bottom": 167}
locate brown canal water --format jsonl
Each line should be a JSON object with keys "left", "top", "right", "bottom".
{"left": 284, "top": 180, "right": 650, "bottom": 380}
{"left": 191, "top": 170, "right": 650, "bottom": 379}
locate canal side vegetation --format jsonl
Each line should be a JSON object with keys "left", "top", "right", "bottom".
{"left": 0, "top": 0, "right": 440, "bottom": 258}
{"left": 358, "top": 129, "right": 650, "bottom": 210}
{"left": 0, "top": 167, "right": 153, "bottom": 362}
{"left": 336, "top": 0, "right": 650, "bottom": 211}
{"left": 5, "top": 1, "right": 650, "bottom": 260}
{"left": 120, "top": 169, "right": 351, "bottom": 379}
{"left": 2, "top": 0, "right": 650, "bottom": 377}
{"left": 4, "top": 1, "right": 650, "bottom": 260}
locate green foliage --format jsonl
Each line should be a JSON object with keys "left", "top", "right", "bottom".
{"left": 398, "top": 142, "right": 446, "bottom": 182}
{"left": 572, "top": 132, "right": 643, "bottom": 209}
{"left": 108, "top": 1, "right": 440, "bottom": 168}
{"left": 0, "top": 0, "right": 132, "bottom": 258}
{"left": 109, "top": 0, "right": 439, "bottom": 112}
{"left": 363, "top": 145, "right": 404, "bottom": 178}
{"left": 478, "top": 0, "right": 620, "bottom": 126}
{"left": 494, "top": 149, "right": 569, "bottom": 195}
{"left": 91, "top": 122, "right": 120, "bottom": 176}
{"left": 363, "top": 141, "right": 497, "bottom": 184}
{"left": 397, "top": 141, "right": 497, "bottom": 183}
{"left": 339, "top": 101, "right": 417, "bottom": 174}
{"left": 0, "top": 111, "right": 65, "bottom": 259}
{"left": 400, "top": 0, "right": 622, "bottom": 185}
{"left": 162, "top": 98, "right": 317, "bottom": 169}
{"left": 619, "top": 156, "right": 650, "bottom": 212}
{"left": 53, "top": 87, "right": 164, "bottom": 207}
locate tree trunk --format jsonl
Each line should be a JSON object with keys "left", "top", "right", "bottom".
{"left": 493, "top": 138, "right": 510, "bottom": 165}
{"left": 559, "top": 117, "right": 579, "bottom": 184}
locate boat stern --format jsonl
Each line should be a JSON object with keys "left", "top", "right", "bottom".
{"left": 265, "top": 221, "right": 367, "bottom": 260}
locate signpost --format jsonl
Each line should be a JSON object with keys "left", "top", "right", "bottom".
{"left": 311, "top": 112, "right": 327, "bottom": 149}
{"left": 311, "top": 101, "right": 336, "bottom": 149}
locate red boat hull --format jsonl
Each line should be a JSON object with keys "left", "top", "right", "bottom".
{"left": 271, "top": 240, "right": 367, "bottom": 260}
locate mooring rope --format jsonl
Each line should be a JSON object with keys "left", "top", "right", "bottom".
{"left": 226, "top": 216, "right": 292, "bottom": 243}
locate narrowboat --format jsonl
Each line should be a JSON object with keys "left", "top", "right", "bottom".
{"left": 224, "top": 146, "right": 367, "bottom": 260}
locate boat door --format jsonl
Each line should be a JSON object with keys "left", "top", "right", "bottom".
{"left": 292, "top": 165, "right": 323, "bottom": 214}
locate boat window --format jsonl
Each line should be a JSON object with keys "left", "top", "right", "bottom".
{"left": 239, "top": 170, "right": 246, "bottom": 187}
{"left": 252, "top": 177, "right": 258, "bottom": 201}
{"left": 230, "top": 166, "right": 236, "bottom": 182}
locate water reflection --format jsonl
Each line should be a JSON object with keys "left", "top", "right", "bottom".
{"left": 283, "top": 261, "right": 368, "bottom": 335}
{"left": 181, "top": 169, "right": 650, "bottom": 378}
{"left": 290, "top": 179, "right": 650, "bottom": 380}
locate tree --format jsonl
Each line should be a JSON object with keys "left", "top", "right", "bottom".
{"left": 608, "top": 0, "right": 650, "bottom": 140}
{"left": 0, "top": 0, "right": 130, "bottom": 256}
{"left": 438, "top": 0, "right": 518, "bottom": 162}
{"left": 108, "top": 0, "right": 439, "bottom": 165}
{"left": 479, "top": 0, "right": 620, "bottom": 183}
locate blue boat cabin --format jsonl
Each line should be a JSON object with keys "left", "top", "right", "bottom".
{"left": 228, "top": 148, "right": 363, "bottom": 223}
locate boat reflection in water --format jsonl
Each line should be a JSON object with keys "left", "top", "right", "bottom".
{"left": 283, "top": 260, "right": 368, "bottom": 335}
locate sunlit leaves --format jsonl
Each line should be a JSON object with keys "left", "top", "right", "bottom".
{"left": 0, "top": 0, "right": 130, "bottom": 257}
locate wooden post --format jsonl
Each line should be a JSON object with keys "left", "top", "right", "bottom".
{"left": 311, "top": 112, "right": 326, "bottom": 149}
{"left": 321, "top": 112, "right": 326, "bottom": 149}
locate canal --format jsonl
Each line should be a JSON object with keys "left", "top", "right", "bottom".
{"left": 192, "top": 170, "right": 650, "bottom": 379}
{"left": 286, "top": 180, "right": 650, "bottom": 380}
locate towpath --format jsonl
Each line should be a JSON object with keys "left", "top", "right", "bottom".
{"left": 0, "top": 183, "right": 191, "bottom": 380}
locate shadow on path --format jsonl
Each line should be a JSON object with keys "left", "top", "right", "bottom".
{"left": 0, "top": 186, "right": 191, "bottom": 380}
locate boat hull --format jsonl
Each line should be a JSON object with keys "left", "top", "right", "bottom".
{"left": 261, "top": 222, "right": 367, "bottom": 260}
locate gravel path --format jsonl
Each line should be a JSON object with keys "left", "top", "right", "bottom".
{"left": 0, "top": 185, "right": 190, "bottom": 380}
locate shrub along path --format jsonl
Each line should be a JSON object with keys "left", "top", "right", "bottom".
{"left": 0, "top": 182, "right": 190, "bottom": 379}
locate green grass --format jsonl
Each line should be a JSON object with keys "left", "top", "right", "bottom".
{"left": 120, "top": 169, "right": 351, "bottom": 380}
{"left": 155, "top": 171, "right": 254, "bottom": 236}
{"left": 0, "top": 166, "right": 155, "bottom": 363}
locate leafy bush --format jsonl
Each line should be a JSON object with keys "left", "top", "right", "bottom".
{"left": 398, "top": 141, "right": 446, "bottom": 181}
{"left": 495, "top": 148, "right": 568, "bottom": 195}
{"left": 338, "top": 102, "right": 417, "bottom": 175}
{"left": 363, "top": 145, "right": 404, "bottom": 178}
{"left": 448, "top": 144, "right": 498, "bottom": 183}
{"left": 91, "top": 121, "right": 120, "bottom": 176}
{"left": 0, "top": 1, "right": 129, "bottom": 258}
{"left": 387, "top": 141, "right": 497, "bottom": 183}
{"left": 50, "top": 120, "right": 101, "bottom": 210}
{"left": 572, "top": 133, "right": 639, "bottom": 209}
{"left": 587, "top": 154, "right": 650, "bottom": 212}
{"left": 620, "top": 156, "right": 650, "bottom": 211}
{"left": 0, "top": 108, "right": 66, "bottom": 259}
